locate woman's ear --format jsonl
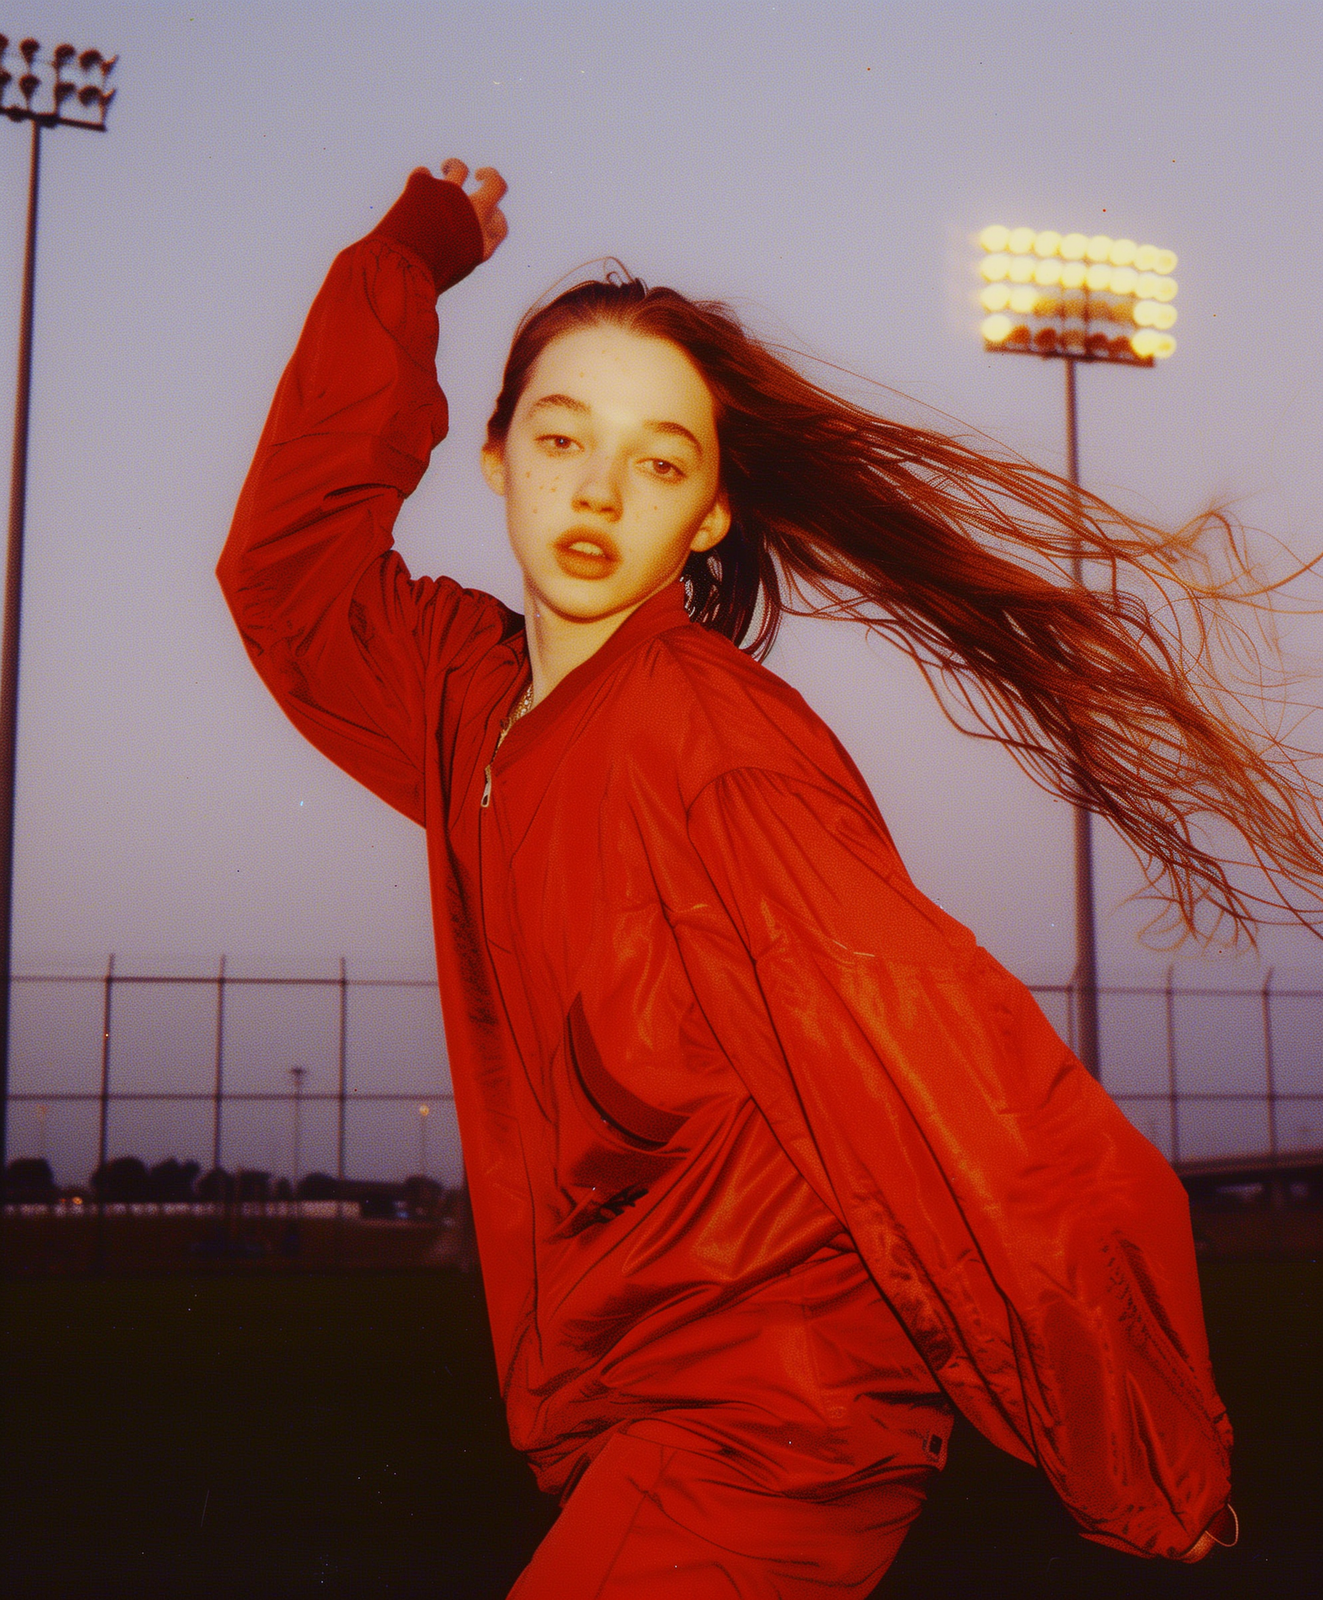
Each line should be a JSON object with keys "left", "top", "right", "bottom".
{"left": 480, "top": 441, "right": 507, "bottom": 496}
{"left": 690, "top": 491, "right": 731, "bottom": 554}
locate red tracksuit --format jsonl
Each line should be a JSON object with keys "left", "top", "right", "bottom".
{"left": 218, "top": 176, "right": 1232, "bottom": 1594}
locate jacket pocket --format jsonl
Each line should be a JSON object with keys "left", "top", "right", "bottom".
{"left": 565, "top": 993, "right": 687, "bottom": 1152}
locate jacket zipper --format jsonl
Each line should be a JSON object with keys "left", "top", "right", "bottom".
{"left": 482, "top": 680, "right": 532, "bottom": 811}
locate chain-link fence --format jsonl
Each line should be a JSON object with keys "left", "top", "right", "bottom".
{"left": 4, "top": 959, "right": 1321, "bottom": 1190}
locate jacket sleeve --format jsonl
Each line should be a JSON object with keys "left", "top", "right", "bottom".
{"left": 216, "top": 175, "right": 512, "bottom": 824}
{"left": 680, "top": 764, "right": 1233, "bottom": 1561}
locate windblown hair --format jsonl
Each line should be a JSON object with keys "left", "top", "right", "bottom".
{"left": 487, "top": 274, "right": 1323, "bottom": 947}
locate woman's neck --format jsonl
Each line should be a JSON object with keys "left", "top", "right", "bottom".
{"left": 522, "top": 584, "right": 662, "bottom": 705}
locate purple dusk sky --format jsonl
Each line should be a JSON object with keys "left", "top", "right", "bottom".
{"left": 4, "top": 2, "right": 1320, "bottom": 1182}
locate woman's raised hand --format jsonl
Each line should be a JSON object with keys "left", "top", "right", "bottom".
{"left": 438, "top": 159, "right": 509, "bottom": 260}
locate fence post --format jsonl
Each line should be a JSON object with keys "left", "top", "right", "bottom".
{"left": 212, "top": 954, "right": 226, "bottom": 1176}
{"left": 96, "top": 954, "right": 114, "bottom": 1180}
{"left": 94, "top": 953, "right": 114, "bottom": 1271}
{"left": 1261, "top": 966, "right": 1277, "bottom": 1160}
{"left": 1164, "top": 962, "right": 1180, "bottom": 1165}
{"left": 337, "top": 956, "right": 348, "bottom": 1186}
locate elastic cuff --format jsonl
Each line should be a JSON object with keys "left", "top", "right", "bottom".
{"left": 364, "top": 170, "right": 486, "bottom": 294}
{"left": 1207, "top": 1503, "right": 1239, "bottom": 1547}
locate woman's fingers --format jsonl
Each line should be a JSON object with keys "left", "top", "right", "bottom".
{"left": 471, "top": 166, "right": 508, "bottom": 207}
{"left": 480, "top": 205, "right": 510, "bottom": 259}
{"left": 435, "top": 159, "right": 509, "bottom": 260}
{"left": 466, "top": 165, "right": 509, "bottom": 259}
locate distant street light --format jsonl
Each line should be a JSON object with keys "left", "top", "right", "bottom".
{"left": 418, "top": 1102, "right": 430, "bottom": 1177}
{"left": 0, "top": 35, "right": 117, "bottom": 1190}
{"left": 975, "top": 222, "right": 1182, "bottom": 1081}
{"left": 289, "top": 1065, "right": 308, "bottom": 1192}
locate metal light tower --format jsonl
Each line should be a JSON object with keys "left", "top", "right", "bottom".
{"left": 974, "top": 223, "right": 1181, "bottom": 1080}
{"left": 289, "top": 1065, "right": 308, "bottom": 1191}
{"left": 0, "top": 36, "right": 116, "bottom": 1188}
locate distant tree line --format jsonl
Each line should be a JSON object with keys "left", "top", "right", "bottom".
{"left": 3, "top": 1155, "right": 455, "bottom": 1218}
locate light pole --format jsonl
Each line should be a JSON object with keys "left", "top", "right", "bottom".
{"left": 418, "top": 1102, "right": 430, "bottom": 1177}
{"left": 974, "top": 223, "right": 1180, "bottom": 1080}
{"left": 0, "top": 35, "right": 116, "bottom": 1189}
{"left": 288, "top": 1065, "right": 308, "bottom": 1195}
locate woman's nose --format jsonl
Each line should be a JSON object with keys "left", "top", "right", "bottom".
{"left": 571, "top": 455, "right": 622, "bottom": 518}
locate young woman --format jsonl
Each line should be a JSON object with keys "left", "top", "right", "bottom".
{"left": 216, "top": 160, "right": 1287, "bottom": 1594}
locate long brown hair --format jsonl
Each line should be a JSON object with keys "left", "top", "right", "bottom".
{"left": 487, "top": 274, "right": 1323, "bottom": 946}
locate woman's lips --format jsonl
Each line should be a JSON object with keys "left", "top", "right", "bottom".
{"left": 553, "top": 530, "right": 621, "bottom": 581}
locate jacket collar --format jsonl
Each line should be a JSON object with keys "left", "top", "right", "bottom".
{"left": 499, "top": 581, "right": 692, "bottom": 760}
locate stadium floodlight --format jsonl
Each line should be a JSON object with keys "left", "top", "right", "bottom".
{"left": 977, "top": 221, "right": 1178, "bottom": 365}
{"left": 0, "top": 34, "right": 117, "bottom": 1189}
{"left": 973, "top": 220, "right": 1181, "bottom": 1083}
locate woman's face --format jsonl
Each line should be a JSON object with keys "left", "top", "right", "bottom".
{"left": 482, "top": 324, "right": 729, "bottom": 626}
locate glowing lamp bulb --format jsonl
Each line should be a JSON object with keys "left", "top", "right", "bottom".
{"left": 1060, "top": 233, "right": 1089, "bottom": 260}
{"left": 1008, "top": 285, "right": 1038, "bottom": 314}
{"left": 1133, "top": 244, "right": 1159, "bottom": 271}
{"left": 1109, "top": 266, "right": 1137, "bottom": 296}
{"left": 1085, "top": 263, "right": 1113, "bottom": 292}
{"left": 979, "top": 224, "right": 1010, "bottom": 252}
{"left": 980, "top": 283, "right": 1011, "bottom": 311}
{"left": 1033, "top": 230, "right": 1062, "bottom": 257}
{"left": 1132, "top": 330, "right": 1177, "bottom": 359}
{"left": 1007, "top": 227, "right": 1037, "bottom": 254}
{"left": 1033, "top": 258, "right": 1063, "bottom": 286}
{"left": 1108, "top": 238, "right": 1137, "bottom": 267}
{"left": 982, "top": 314, "right": 1013, "bottom": 344}
{"left": 1060, "top": 261, "right": 1087, "bottom": 289}
{"left": 1086, "top": 234, "right": 1113, "bottom": 263}
{"left": 980, "top": 253, "right": 1011, "bottom": 282}
{"left": 1153, "top": 248, "right": 1178, "bottom": 275}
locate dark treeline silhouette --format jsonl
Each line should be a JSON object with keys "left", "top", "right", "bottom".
{"left": 5, "top": 1157, "right": 58, "bottom": 1202}
{"left": 3, "top": 1154, "right": 455, "bottom": 1219}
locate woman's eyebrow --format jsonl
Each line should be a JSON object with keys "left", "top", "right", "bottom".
{"left": 527, "top": 394, "right": 703, "bottom": 458}
{"left": 647, "top": 420, "right": 703, "bottom": 458}
{"left": 528, "top": 393, "right": 589, "bottom": 418}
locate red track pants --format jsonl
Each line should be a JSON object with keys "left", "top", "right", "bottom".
{"left": 508, "top": 1429, "right": 933, "bottom": 1599}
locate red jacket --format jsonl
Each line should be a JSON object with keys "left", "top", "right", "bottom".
{"left": 218, "top": 176, "right": 1232, "bottom": 1558}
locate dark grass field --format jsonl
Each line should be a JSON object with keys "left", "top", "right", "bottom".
{"left": 3, "top": 1262, "right": 1319, "bottom": 1599}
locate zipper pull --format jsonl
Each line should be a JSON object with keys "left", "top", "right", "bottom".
{"left": 481, "top": 764, "right": 493, "bottom": 809}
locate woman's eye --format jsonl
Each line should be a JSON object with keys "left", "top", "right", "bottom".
{"left": 538, "top": 434, "right": 577, "bottom": 452}
{"left": 647, "top": 459, "right": 683, "bottom": 479}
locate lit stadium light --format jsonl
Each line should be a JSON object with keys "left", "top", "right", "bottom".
{"left": 976, "top": 221, "right": 1180, "bottom": 365}
{"left": 972, "top": 218, "right": 1184, "bottom": 1082}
